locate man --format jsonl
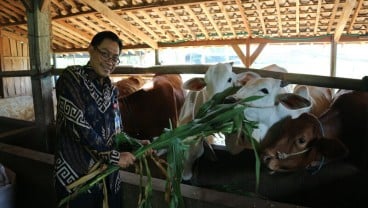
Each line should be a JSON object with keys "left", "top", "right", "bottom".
{"left": 54, "top": 31, "right": 136, "bottom": 208}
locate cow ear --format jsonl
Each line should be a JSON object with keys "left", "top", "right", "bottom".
{"left": 314, "top": 138, "right": 349, "bottom": 161}
{"left": 183, "top": 77, "right": 206, "bottom": 91}
{"left": 293, "top": 85, "right": 311, "bottom": 102}
{"left": 277, "top": 93, "right": 312, "bottom": 118}
{"left": 236, "top": 71, "right": 261, "bottom": 86}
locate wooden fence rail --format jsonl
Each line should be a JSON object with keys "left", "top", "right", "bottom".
{"left": 0, "top": 65, "right": 367, "bottom": 91}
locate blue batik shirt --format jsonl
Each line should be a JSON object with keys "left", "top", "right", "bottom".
{"left": 54, "top": 63, "right": 122, "bottom": 194}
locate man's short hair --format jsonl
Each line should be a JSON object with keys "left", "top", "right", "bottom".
{"left": 90, "top": 31, "right": 123, "bottom": 52}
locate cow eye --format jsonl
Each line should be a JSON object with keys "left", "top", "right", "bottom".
{"left": 260, "top": 88, "right": 269, "bottom": 94}
{"left": 227, "top": 77, "right": 232, "bottom": 83}
{"left": 296, "top": 137, "right": 306, "bottom": 145}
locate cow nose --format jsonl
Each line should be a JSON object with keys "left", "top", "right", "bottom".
{"left": 262, "top": 155, "right": 273, "bottom": 164}
{"left": 224, "top": 96, "right": 237, "bottom": 104}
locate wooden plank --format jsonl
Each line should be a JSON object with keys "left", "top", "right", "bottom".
{"left": 10, "top": 38, "right": 17, "bottom": 57}
{"left": 79, "top": 0, "right": 158, "bottom": 49}
{"left": 48, "top": 64, "right": 368, "bottom": 91}
{"left": 0, "top": 32, "right": 3, "bottom": 98}
{"left": 120, "top": 171, "right": 303, "bottom": 208}
{"left": 0, "top": 142, "right": 54, "bottom": 165}
{"left": 2, "top": 37, "right": 11, "bottom": 57}
{"left": 0, "top": 141, "right": 303, "bottom": 207}
{"left": 0, "top": 126, "right": 37, "bottom": 138}
{"left": 334, "top": 0, "right": 357, "bottom": 42}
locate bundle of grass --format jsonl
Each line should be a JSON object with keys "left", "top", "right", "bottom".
{"left": 59, "top": 86, "right": 262, "bottom": 208}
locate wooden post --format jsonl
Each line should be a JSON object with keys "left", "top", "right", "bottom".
{"left": 155, "top": 49, "right": 160, "bottom": 65}
{"left": 0, "top": 30, "right": 3, "bottom": 98}
{"left": 330, "top": 35, "right": 337, "bottom": 77}
{"left": 246, "top": 38, "right": 250, "bottom": 68}
{"left": 26, "top": 0, "right": 54, "bottom": 152}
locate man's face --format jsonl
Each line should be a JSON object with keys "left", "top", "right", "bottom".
{"left": 89, "top": 39, "right": 120, "bottom": 78}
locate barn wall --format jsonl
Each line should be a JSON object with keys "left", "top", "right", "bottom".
{"left": 0, "top": 34, "right": 31, "bottom": 98}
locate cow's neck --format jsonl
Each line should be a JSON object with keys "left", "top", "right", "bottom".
{"left": 318, "top": 109, "right": 342, "bottom": 139}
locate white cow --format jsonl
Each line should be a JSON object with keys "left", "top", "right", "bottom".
{"left": 225, "top": 77, "right": 312, "bottom": 155}
{"left": 179, "top": 62, "right": 238, "bottom": 181}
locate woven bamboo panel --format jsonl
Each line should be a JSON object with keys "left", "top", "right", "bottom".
{"left": 0, "top": 0, "right": 367, "bottom": 52}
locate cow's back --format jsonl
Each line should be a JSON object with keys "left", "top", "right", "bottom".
{"left": 120, "top": 74, "right": 185, "bottom": 141}
{"left": 327, "top": 91, "right": 368, "bottom": 157}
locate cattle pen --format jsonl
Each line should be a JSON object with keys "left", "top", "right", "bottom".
{"left": 1, "top": 64, "right": 368, "bottom": 208}
{"left": 1, "top": 0, "right": 368, "bottom": 208}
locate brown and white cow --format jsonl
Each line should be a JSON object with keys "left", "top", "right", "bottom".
{"left": 260, "top": 90, "right": 368, "bottom": 173}
{"left": 293, "top": 85, "right": 334, "bottom": 117}
{"left": 224, "top": 77, "right": 312, "bottom": 155}
{"left": 119, "top": 74, "right": 185, "bottom": 141}
{"left": 115, "top": 75, "right": 146, "bottom": 99}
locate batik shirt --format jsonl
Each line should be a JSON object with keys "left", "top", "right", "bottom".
{"left": 54, "top": 63, "right": 122, "bottom": 195}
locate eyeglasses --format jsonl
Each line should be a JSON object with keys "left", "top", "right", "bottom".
{"left": 94, "top": 46, "right": 120, "bottom": 65}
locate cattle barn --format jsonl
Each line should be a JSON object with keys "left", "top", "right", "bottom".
{"left": 0, "top": 0, "right": 368, "bottom": 208}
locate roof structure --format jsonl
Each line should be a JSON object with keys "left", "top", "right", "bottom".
{"left": 0, "top": 0, "right": 367, "bottom": 53}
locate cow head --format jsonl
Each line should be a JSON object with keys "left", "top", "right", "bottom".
{"left": 116, "top": 75, "right": 146, "bottom": 99}
{"left": 224, "top": 77, "right": 312, "bottom": 155}
{"left": 183, "top": 63, "right": 237, "bottom": 97}
{"left": 260, "top": 113, "right": 348, "bottom": 173}
{"left": 226, "top": 78, "right": 307, "bottom": 139}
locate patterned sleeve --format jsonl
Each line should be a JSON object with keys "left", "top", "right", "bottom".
{"left": 56, "top": 67, "right": 119, "bottom": 165}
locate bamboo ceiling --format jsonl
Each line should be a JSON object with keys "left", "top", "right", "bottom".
{"left": 0, "top": 0, "right": 367, "bottom": 53}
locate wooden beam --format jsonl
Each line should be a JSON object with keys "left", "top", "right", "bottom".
{"left": 274, "top": 0, "right": 283, "bottom": 36}
{"left": 235, "top": 0, "right": 252, "bottom": 37}
{"left": 254, "top": 0, "right": 266, "bottom": 35}
{"left": 79, "top": 0, "right": 158, "bottom": 49}
{"left": 183, "top": 5, "right": 209, "bottom": 39}
{"left": 120, "top": 171, "right": 299, "bottom": 208}
{"left": 231, "top": 44, "right": 246, "bottom": 67}
{"left": 0, "top": 30, "right": 28, "bottom": 43}
{"left": 313, "top": 0, "right": 322, "bottom": 35}
{"left": 347, "top": 0, "right": 363, "bottom": 33}
{"left": 218, "top": 1, "right": 236, "bottom": 37}
{"left": 0, "top": 142, "right": 54, "bottom": 165}
{"left": 334, "top": 0, "right": 357, "bottom": 42}
{"left": 137, "top": 10, "right": 173, "bottom": 40}
{"left": 327, "top": 0, "right": 340, "bottom": 34}
{"left": 26, "top": 0, "right": 54, "bottom": 151}
{"left": 330, "top": 36, "right": 337, "bottom": 77}
{"left": 200, "top": 3, "right": 222, "bottom": 38}
{"left": 249, "top": 43, "right": 267, "bottom": 65}
{"left": 40, "top": 0, "right": 50, "bottom": 12}
{"left": 153, "top": 8, "right": 182, "bottom": 40}
{"left": 116, "top": 65, "right": 368, "bottom": 91}
{"left": 51, "top": 34, "right": 367, "bottom": 53}
{"left": 167, "top": 7, "right": 196, "bottom": 39}
{"left": 53, "top": 20, "right": 92, "bottom": 43}
{"left": 296, "top": 0, "right": 300, "bottom": 34}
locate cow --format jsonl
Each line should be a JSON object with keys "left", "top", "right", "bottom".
{"left": 115, "top": 75, "right": 146, "bottom": 99}
{"left": 293, "top": 85, "right": 334, "bottom": 117}
{"left": 179, "top": 62, "right": 238, "bottom": 181}
{"left": 119, "top": 74, "right": 185, "bottom": 142}
{"left": 224, "top": 77, "right": 312, "bottom": 155}
{"left": 260, "top": 90, "right": 368, "bottom": 173}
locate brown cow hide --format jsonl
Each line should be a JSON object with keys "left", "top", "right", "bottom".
{"left": 119, "top": 74, "right": 185, "bottom": 141}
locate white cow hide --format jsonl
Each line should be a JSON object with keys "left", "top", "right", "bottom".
{"left": 225, "top": 77, "right": 312, "bottom": 155}
{"left": 179, "top": 63, "right": 237, "bottom": 181}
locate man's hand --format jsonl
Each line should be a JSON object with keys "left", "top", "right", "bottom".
{"left": 118, "top": 152, "right": 136, "bottom": 168}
